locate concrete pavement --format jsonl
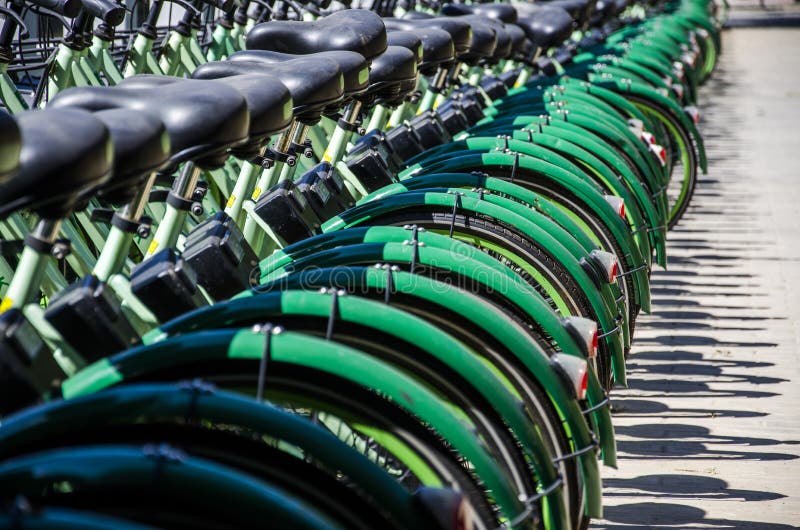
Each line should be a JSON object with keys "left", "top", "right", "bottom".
{"left": 591, "top": 27, "right": 800, "bottom": 529}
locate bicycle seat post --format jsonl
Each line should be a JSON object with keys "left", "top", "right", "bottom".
{"left": 147, "top": 162, "right": 203, "bottom": 258}
{"left": 2, "top": 219, "right": 62, "bottom": 312}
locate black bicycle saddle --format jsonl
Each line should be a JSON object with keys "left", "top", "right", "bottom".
{"left": 91, "top": 108, "right": 170, "bottom": 205}
{"left": 386, "top": 31, "right": 423, "bottom": 64}
{"left": 230, "top": 50, "right": 368, "bottom": 103}
{"left": 366, "top": 45, "right": 418, "bottom": 106}
{"left": 442, "top": 2, "right": 518, "bottom": 24}
{"left": 0, "top": 108, "right": 112, "bottom": 219}
{"left": 390, "top": 27, "right": 454, "bottom": 75}
{"left": 384, "top": 17, "right": 471, "bottom": 57}
{"left": 245, "top": 9, "right": 387, "bottom": 63}
{"left": 193, "top": 58, "right": 342, "bottom": 125}
{"left": 51, "top": 76, "right": 250, "bottom": 170}
{"left": 515, "top": 5, "right": 575, "bottom": 51}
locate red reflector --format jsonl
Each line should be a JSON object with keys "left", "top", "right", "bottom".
{"left": 603, "top": 195, "right": 626, "bottom": 219}
{"left": 579, "top": 371, "right": 588, "bottom": 400}
{"left": 609, "top": 260, "right": 619, "bottom": 283}
{"left": 591, "top": 330, "right": 599, "bottom": 359}
{"left": 650, "top": 144, "right": 667, "bottom": 167}
{"left": 685, "top": 106, "right": 700, "bottom": 124}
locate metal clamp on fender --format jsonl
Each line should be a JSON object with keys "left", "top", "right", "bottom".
{"left": 598, "top": 324, "right": 621, "bottom": 339}
{"left": 523, "top": 476, "right": 564, "bottom": 505}
{"left": 252, "top": 322, "right": 281, "bottom": 402}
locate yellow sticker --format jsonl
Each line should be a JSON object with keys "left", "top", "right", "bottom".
{"left": 147, "top": 240, "right": 159, "bottom": 255}
{"left": 0, "top": 297, "right": 13, "bottom": 313}
{"left": 322, "top": 151, "right": 332, "bottom": 163}
{"left": 226, "top": 194, "right": 236, "bottom": 209}
{"left": 251, "top": 187, "right": 261, "bottom": 201}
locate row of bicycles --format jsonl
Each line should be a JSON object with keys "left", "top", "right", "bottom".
{"left": 0, "top": 0, "right": 722, "bottom": 527}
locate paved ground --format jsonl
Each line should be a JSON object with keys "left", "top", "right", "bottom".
{"left": 591, "top": 27, "right": 800, "bottom": 529}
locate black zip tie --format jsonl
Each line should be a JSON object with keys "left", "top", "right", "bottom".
{"left": 178, "top": 379, "right": 215, "bottom": 426}
{"left": 551, "top": 439, "right": 599, "bottom": 463}
{"left": 144, "top": 442, "right": 186, "bottom": 487}
{"left": 447, "top": 193, "right": 462, "bottom": 238}
{"left": 253, "top": 323, "right": 275, "bottom": 403}
{"left": 651, "top": 185, "right": 668, "bottom": 198}
{"left": 646, "top": 225, "right": 668, "bottom": 233}
{"left": 325, "top": 289, "right": 341, "bottom": 341}
{"left": 598, "top": 324, "right": 621, "bottom": 339}
{"left": 582, "top": 395, "right": 611, "bottom": 415}
{"left": 498, "top": 474, "right": 563, "bottom": 530}
{"left": 384, "top": 264, "right": 394, "bottom": 304}
{"left": 617, "top": 263, "right": 649, "bottom": 277}
{"left": 509, "top": 151, "right": 520, "bottom": 183}
{"left": 523, "top": 475, "right": 564, "bottom": 506}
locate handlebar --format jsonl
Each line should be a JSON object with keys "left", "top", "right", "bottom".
{"left": 79, "top": 0, "right": 127, "bottom": 26}
{"left": 25, "top": 0, "right": 82, "bottom": 18}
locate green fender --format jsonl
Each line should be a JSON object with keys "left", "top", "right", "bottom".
{"left": 142, "top": 291, "right": 573, "bottom": 528}
{"left": 62, "top": 330, "right": 531, "bottom": 527}
{"left": 258, "top": 226, "right": 521, "bottom": 286}
{"left": 363, "top": 173, "right": 650, "bottom": 314}
{"left": 440, "top": 133, "right": 655, "bottom": 259}
{"left": 533, "top": 118, "right": 671, "bottom": 223}
{"left": 248, "top": 266, "right": 616, "bottom": 471}
{"left": 259, "top": 239, "right": 625, "bottom": 375}
{"left": 415, "top": 150, "right": 653, "bottom": 289}
{"left": 508, "top": 111, "right": 665, "bottom": 196}
{"left": 596, "top": 77, "right": 707, "bottom": 172}
{"left": 0, "top": 445, "right": 339, "bottom": 529}
{"left": 354, "top": 180, "right": 635, "bottom": 329}
{"left": 400, "top": 187, "right": 632, "bottom": 345}
{"left": 545, "top": 84, "right": 651, "bottom": 127}
{"left": 555, "top": 80, "right": 655, "bottom": 129}
{"left": 511, "top": 119, "right": 666, "bottom": 229}
{"left": 321, "top": 199, "right": 627, "bottom": 385}
{"left": 0, "top": 384, "right": 438, "bottom": 530}
{"left": 542, "top": 100, "right": 668, "bottom": 185}
{"left": 508, "top": 130, "right": 660, "bottom": 268}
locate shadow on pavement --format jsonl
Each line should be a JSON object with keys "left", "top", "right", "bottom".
{"left": 595, "top": 502, "right": 798, "bottom": 529}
